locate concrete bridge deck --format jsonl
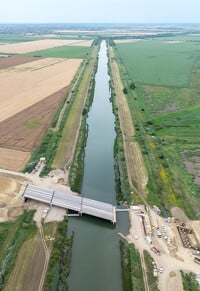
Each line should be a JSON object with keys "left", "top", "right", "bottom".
{"left": 23, "top": 184, "right": 116, "bottom": 223}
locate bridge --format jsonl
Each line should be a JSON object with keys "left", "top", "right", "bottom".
{"left": 23, "top": 184, "right": 116, "bottom": 224}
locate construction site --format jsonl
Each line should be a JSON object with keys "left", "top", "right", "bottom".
{"left": 127, "top": 205, "right": 200, "bottom": 290}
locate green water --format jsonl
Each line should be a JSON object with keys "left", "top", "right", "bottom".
{"left": 68, "top": 41, "right": 129, "bottom": 291}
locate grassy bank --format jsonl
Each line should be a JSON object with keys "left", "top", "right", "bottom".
{"left": 120, "top": 241, "right": 145, "bottom": 291}
{"left": 68, "top": 45, "right": 99, "bottom": 192}
{"left": 44, "top": 217, "right": 73, "bottom": 291}
{"left": 107, "top": 43, "right": 131, "bottom": 204}
{"left": 143, "top": 250, "right": 159, "bottom": 291}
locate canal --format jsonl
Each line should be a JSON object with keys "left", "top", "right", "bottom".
{"left": 68, "top": 41, "right": 129, "bottom": 291}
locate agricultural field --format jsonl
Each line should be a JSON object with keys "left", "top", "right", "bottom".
{"left": 114, "top": 35, "right": 200, "bottom": 218}
{"left": 26, "top": 44, "right": 93, "bottom": 59}
{"left": 0, "top": 53, "right": 83, "bottom": 170}
{"left": 116, "top": 40, "right": 199, "bottom": 87}
{"left": 0, "top": 39, "right": 93, "bottom": 54}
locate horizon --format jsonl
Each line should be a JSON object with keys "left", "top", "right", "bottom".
{"left": 1, "top": 0, "right": 200, "bottom": 23}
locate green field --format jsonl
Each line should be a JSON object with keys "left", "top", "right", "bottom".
{"left": 114, "top": 35, "right": 200, "bottom": 218}
{"left": 26, "top": 45, "right": 92, "bottom": 59}
{"left": 116, "top": 40, "right": 200, "bottom": 87}
{"left": 0, "top": 34, "right": 43, "bottom": 43}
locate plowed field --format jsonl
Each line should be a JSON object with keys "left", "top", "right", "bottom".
{"left": 0, "top": 86, "right": 68, "bottom": 152}
{"left": 0, "top": 39, "right": 93, "bottom": 54}
{"left": 0, "top": 56, "right": 81, "bottom": 171}
{"left": 0, "top": 57, "right": 82, "bottom": 122}
{"left": 0, "top": 56, "right": 43, "bottom": 70}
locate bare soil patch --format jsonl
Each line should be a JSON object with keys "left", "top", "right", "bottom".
{"left": 0, "top": 86, "right": 68, "bottom": 152}
{"left": 0, "top": 175, "right": 24, "bottom": 221}
{"left": 0, "top": 55, "right": 43, "bottom": 70}
{"left": 0, "top": 39, "right": 93, "bottom": 54}
{"left": 0, "top": 148, "right": 30, "bottom": 171}
{"left": 181, "top": 149, "right": 200, "bottom": 185}
{"left": 158, "top": 103, "right": 179, "bottom": 113}
{"left": 171, "top": 207, "right": 190, "bottom": 224}
{"left": 0, "top": 57, "right": 82, "bottom": 123}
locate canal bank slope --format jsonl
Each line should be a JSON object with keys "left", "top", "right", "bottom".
{"left": 108, "top": 45, "right": 148, "bottom": 201}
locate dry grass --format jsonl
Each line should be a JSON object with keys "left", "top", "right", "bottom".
{"left": 0, "top": 57, "right": 82, "bottom": 122}
{"left": 0, "top": 39, "right": 93, "bottom": 54}
{"left": 109, "top": 46, "right": 148, "bottom": 193}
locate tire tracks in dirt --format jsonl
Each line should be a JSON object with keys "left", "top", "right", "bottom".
{"left": 38, "top": 222, "right": 50, "bottom": 291}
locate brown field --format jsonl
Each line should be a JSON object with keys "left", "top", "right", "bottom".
{"left": 0, "top": 39, "right": 93, "bottom": 54}
{"left": 0, "top": 86, "right": 68, "bottom": 152}
{"left": 0, "top": 57, "right": 82, "bottom": 123}
{"left": 0, "top": 148, "right": 30, "bottom": 171}
{"left": 0, "top": 55, "right": 43, "bottom": 70}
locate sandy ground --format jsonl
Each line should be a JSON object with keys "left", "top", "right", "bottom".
{"left": 127, "top": 206, "right": 200, "bottom": 291}
{"left": 0, "top": 39, "right": 93, "bottom": 54}
{"left": 0, "top": 57, "right": 82, "bottom": 122}
{"left": 0, "top": 148, "right": 30, "bottom": 171}
{"left": 0, "top": 175, "right": 25, "bottom": 221}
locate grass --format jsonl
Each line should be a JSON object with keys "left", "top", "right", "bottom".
{"left": 113, "top": 35, "right": 200, "bottom": 218}
{"left": 0, "top": 211, "right": 37, "bottom": 289}
{"left": 44, "top": 217, "right": 73, "bottom": 291}
{"left": 0, "top": 34, "right": 43, "bottom": 43}
{"left": 129, "top": 244, "right": 145, "bottom": 291}
{"left": 4, "top": 233, "right": 42, "bottom": 291}
{"left": 181, "top": 271, "right": 199, "bottom": 291}
{"left": 53, "top": 46, "right": 98, "bottom": 169}
{"left": 120, "top": 241, "right": 145, "bottom": 291}
{"left": 143, "top": 250, "right": 159, "bottom": 291}
{"left": 116, "top": 40, "right": 200, "bottom": 87}
{"left": 26, "top": 45, "right": 92, "bottom": 59}
{"left": 23, "top": 119, "right": 40, "bottom": 129}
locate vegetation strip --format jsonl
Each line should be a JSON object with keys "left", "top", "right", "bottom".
{"left": 112, "top": 38, "right": 200, "bottom": 218}
{"left": 44, "top": 217, "right": 73, "bottom": 291}
{"left": 23, "top": 45, "right": 96, "bottom": 175}
{"left": 181, "top": 271, "right": 199, "bottom": 291}
{"left": 69, "top": 42, "right": 99, "bottom": 192}
{"left": 120, "top": 241, "right": 145, "bottom": 291}
{"left": 143, "top": 250, "right": 159, "bottom": 291}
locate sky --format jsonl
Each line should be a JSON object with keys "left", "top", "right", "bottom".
{"left": 0, "top": 0, "right": 199, "bottom": 23}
